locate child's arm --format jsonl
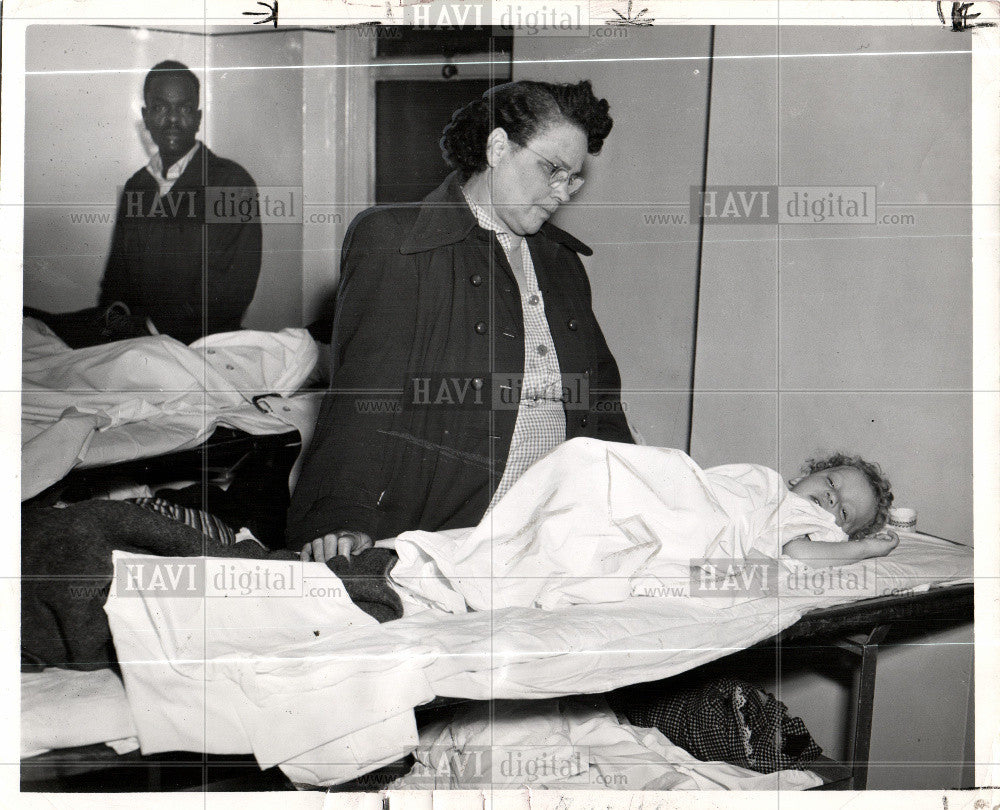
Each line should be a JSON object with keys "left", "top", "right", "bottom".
{"left": 783, "top": 530, "right": 899, "bottom": 565}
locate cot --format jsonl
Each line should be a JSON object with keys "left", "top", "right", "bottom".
{"left": 21, "top": 530, "right": 972, "bottom": 791}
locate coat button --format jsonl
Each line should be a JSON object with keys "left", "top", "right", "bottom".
{"left": 471, "top": 378, "right": 484, "bottom": 390}
{"left": 475, "top": 321, "right": 488, "bottom": 335}
{"left": 583, "top": 369, "right": 591, "bottom": 377}
{"left": 567, "top": 318, "right": 578, "bottom": 331}
{"left": 528, "top": 294, "right": 540, "bottom": 306}
{"left": 536, "top": 344, "right": 548, "bottom": 356}
{"left": 470, "top": 274, "right": 483, "bottom": 287}
{"left": 580, "top": 415, "right": 589, "bottom": 427}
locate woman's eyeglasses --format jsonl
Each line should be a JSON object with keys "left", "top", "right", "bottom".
{"left": 521, "top": 145, "right": 585, "bottom": 196}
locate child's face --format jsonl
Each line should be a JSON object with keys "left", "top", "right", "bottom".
{"left": 790, "top": 466, "right": 878, "bottom": 536}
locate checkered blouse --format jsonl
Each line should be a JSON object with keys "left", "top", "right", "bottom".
{"left": 462, "top": 191, "right": 567, "bottom": 509}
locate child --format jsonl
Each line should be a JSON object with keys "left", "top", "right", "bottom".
{"left": 391, "top": 439, "right": 900, "bottom": 612}
{"left": 782, "top": 452, "right": 898, "bottom": 563}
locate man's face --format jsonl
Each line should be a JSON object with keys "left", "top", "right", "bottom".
{"left": 490, "top": 121, "right": 588, "bottom": 236}
{"left": 790, "top": 466, "right": 878, "bottom": 536}
{"left": 142, "top": 74, "right": 201, "bottom": 167}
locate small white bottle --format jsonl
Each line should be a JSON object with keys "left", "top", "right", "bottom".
{"left": 887, "top": 506, "right": 917, "bottom": 532}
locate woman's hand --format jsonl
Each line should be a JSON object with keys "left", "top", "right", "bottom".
{"left": 300, "top": 530, "right": 374, "bottom": 563}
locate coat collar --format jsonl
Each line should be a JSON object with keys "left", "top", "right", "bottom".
{"left": 170, "top": 143, "right": 209, "bottom": 188}
{"left": 399, "top": 172, "right": 592, "bottom": 257}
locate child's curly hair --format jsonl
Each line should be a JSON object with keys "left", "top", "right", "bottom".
{"left": 801, "top": 453, "right": 894, "bottom": 539}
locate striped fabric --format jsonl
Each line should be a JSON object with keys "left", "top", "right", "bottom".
{"left": 128, "top": 497, "right": 238, "bottom": 546}
{"left": 462, "top": 191, "right": 567, "bottom": 509}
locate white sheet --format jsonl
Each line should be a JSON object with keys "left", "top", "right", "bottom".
{"left": 21, "top": 668, "right": 138, "bottom": 758}
{"left": 104, "top": 531, "right": 971, "bottom": 786}
{"left": 389, "top": 698, "right": 821, "bottom": 790}
{"left": 391, "top": 438, "right": 847, "bottom": 612}
{"left": 21, "top": 317, "right": 320, "bottom": 499}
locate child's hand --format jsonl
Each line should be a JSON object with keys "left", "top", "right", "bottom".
{"left": 858, "top": 529, "right": 899, "bottom": 558}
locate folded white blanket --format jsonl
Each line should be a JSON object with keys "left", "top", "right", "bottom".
{"left": 105, "top": 553, "right": 435, "bottom": 786}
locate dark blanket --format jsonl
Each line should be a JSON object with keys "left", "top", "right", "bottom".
{"left": 22, "top": 501, "right": 401, "bottom": 672}
{"left": 23, "top": 305, "right": 149, "bottom": 349}
{"left": 617, "top": 677, "right": 823, "bottom": 773}
{"left": 324, "top": 546, "right": 402, "bottom": 624}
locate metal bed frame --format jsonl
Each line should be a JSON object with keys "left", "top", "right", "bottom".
{"left": 772, "top": 581, "right": 973, "bottom": 789}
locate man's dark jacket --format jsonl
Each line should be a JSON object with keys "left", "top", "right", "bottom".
{"left": 286, "top": 173, "right": 632, "bottom": 547}
{"left": 99, "top": 143, "right": 262, "bottom": 344}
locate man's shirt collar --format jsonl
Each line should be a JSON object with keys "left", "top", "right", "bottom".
{"left": 146, "top": 141, "right": 201, "bottom": 196}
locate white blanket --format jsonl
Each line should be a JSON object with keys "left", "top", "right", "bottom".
{"left": 390, "top": 698, "right": 821, "bottom": 790}
{"left": 391, "top": 438, "right": 845, "bottom": 612}
{"left": 21, "top": 318, "right": 320, "bottom": 499}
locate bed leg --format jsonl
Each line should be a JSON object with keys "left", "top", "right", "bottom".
{"left": 835, "top": 623, "right": 891, "bottom": 790}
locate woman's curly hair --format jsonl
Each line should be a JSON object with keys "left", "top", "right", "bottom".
{"left": 801, "top": 453, "right": 894, "bottom": 539}
{"left": 440, "top": 80, "right": 613, "bottom": 181}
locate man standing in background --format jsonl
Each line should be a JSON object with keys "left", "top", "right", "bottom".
{"left": 99, "top": 60, "right": 261, "bottom": 344}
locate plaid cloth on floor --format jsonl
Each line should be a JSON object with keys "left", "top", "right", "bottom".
{"left": 620, "top": 677, "right": 823, "bottom": 773}
{"left": 128, "top": 497, "right": 238, "bottom": 546}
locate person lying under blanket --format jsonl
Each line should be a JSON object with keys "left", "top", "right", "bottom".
{"left": 388, "top": 438, "right": 898, "bottom": 612}
{"left": 22, "top": 439, "right": 897, "bottom": 670}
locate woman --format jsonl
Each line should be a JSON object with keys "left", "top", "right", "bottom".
{"left": 287, "top": 79, "right": 633, "bottom": 561}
